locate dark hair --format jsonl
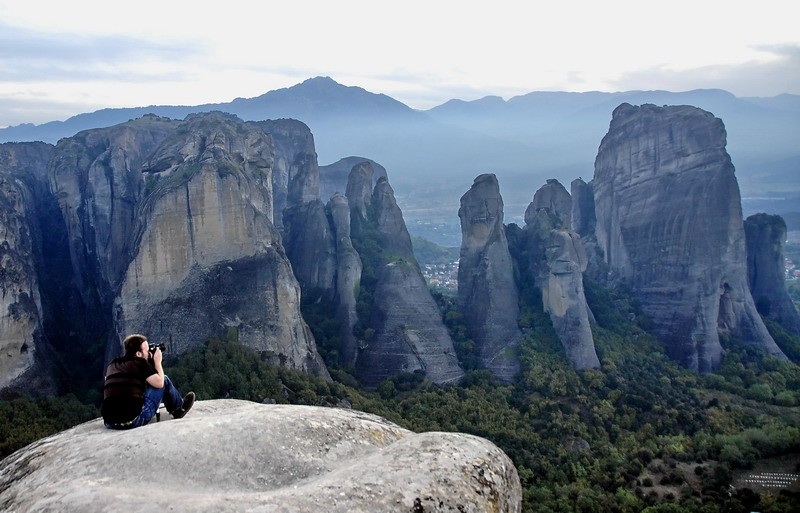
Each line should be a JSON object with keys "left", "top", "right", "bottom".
{"left": 123, "top": 334, "right": 147, "bottom": 357}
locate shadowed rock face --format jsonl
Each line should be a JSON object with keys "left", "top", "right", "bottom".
{"left": 745, "top": 213, "right": 800, "bottom": 334}
{"left": 0, "top": 143, "right": 53, "bottom": 391}
{"left": 593, "top": 103, "right": 785, "bottom": 371}
{"left": 523, "top": 179, "right": 600, "bottom": 370}
{"left": 458, "top": 174, "right": 521, "bottom": 382}
{"left": 356, "top": 176, "right": 463, "bottom": 386}
{"left": 570, "top": 178, "right": 595, "bottom": 237}
{"left": 282, "top": 143, "right": 337, "bottom": 299}
{"left": 115, "top": 113, "right": 329, "bottom": 378}
{"left": 319, "top": 156, "right": 387, "bottom": 203}
{"left": 0, "top": 400, "right": 522, "bottom": 513}
{"left": 253, "top": 119, "right": 317, "bottom": 230}
{"left": 328, "top": 193, "right": 361, "bottom": 365}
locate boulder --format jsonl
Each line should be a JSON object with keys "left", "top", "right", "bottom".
{"left": 0, "top": 400, "right": 522, "bottom": 513}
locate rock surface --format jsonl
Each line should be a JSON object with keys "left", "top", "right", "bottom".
{"left": 0, "top": 143, "right": 52, "bottom": 391}
{"left": 0, "top": 400, "right": 522, "bottom": 513}
{"left": 523, "top": 180, "right": 600, "bottom": 370}
{"left": 593, "top": 103, "right": 785, "bottom": 371}
{"left": 458, "top": 174, "right": 522, "bottom": 382}
{"left": 115, "top": 113, "right": 328, "bottom": 378}
{"left": 319, "top": 156, "right": 387, "bottom": 203}
{"left": 356, "top": 176, "right": 463, "bottom": 386}
{"left": 744, "top": 213, "right": 800, "bottom": 334}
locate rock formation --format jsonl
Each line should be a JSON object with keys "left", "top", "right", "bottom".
{"left": 253, "top": 119, "right": 317, "bottom": 230}
{"left": 745, "top": 213, "right": 800, "bottom": 333}
{"left": 593, "top": 103, "right": 785, "bottom": 371}
{"left": 356, "top": 176, "right": 463, "bottom": 386}
{"left": 319, "top": 156, "right": 387, "bottom": 203}
{"left": 523, "top": 179, "right": 600, "bottom": 370}
{"left": 0, "top": 399, "right": 522, "bottom": 513}
{"left": 570, "top": 178, "right": 595, "bottom": 237}
{"left": 457, "top": 174, "right": 522, "bottom": 382}
{"left": 328, "top": 192, "right": 362, "bottom": 365}
{"left": 114, "top": 112, "right": 328, "bottom": 378}
{"left": 281, "top": 142, "right": 337, "bottom": 299}
{"left": 0, "top": 143, "right": 53, "bottom": 391}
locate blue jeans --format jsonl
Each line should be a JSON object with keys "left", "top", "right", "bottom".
{"left": 105, "top": 375, "right": 184, "bottom": 429}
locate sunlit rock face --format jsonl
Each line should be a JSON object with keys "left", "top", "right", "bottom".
{"left": 523, "top": 179, "right": 600, "bottom": 370}
{"left": 457, "top": 174, "right": 521, "bottom": 382}
{"left": 745, "top": 213, "right": 800, "bottom": 334}
{"left": 115, "top": 113, "right": 328, "bottom": 379}
{"left": 593, "top": 103, "right": 785, "bottom": 371}
{"left": 0, "top": 400, "right": 522, "bottom": 513}
{"left": 0, "top": 143, "right": 53, "bottom": 392}
{"left": 356, "top": 176, "right": 463, "bottom": 387}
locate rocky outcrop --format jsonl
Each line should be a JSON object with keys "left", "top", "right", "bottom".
{"left": 570, "top": 178, "right": 595, "bottom": 237}
{"left": 745, "top": 213, "right": 800, "bottom": 333}
{"left": 457, "top": 174, "right": 521, "bottom": 382}
{"left": 0, "top": 143, "right": 54, "bottom": 391}
{"left": 356, "top": 176, "right": 463, "bottom": 386}
{"left": 593, "top": 103, "right": 785, "bottom": 371}
{"left": 253, "top": 119, "right": 317, "bottom": 230}
{"left": 282, "top": 142, "right": 337, "bottom": 299}
{"left": 115, "top": 113, "right": 328, "bottom": 378}
{"left": 523, "top": 180, "right": 600, "bottom": 370}
{"left": 319, "top": 156, "right": 387, "bottom": 203}
{"left": 328, "top": 193, "right": 361, "bottom": 365}
{"left": 0, "top": 400, "right": 522, "bottom": 513}
{"left": 345, "top": 160, "right": 375, "bottom": 221}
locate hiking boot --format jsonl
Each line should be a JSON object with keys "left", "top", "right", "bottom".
{"left": 172, "top": 392, "right": 195, "bottom": 419}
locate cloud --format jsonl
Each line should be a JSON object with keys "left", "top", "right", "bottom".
{"left": 0, "top": 22, "right": 201, "bottom": 82}
{"left": 611, "top": 45, "right": 800, "bottom": 97}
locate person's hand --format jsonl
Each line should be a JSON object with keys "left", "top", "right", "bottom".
{"left": 153, "top": 346, "right": 163, "bottom": 366}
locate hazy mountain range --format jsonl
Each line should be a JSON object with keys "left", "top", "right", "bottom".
{"left": 2, "top": 76, "right": 798, "bottom": 245}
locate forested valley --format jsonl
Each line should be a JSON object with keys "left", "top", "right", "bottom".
{"left": 2, "top": 260, "right": 799, "bottom": 513}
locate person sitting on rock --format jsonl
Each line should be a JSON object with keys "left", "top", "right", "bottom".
{"left": 101, "top": 333, "right": 195, "bottom": 429}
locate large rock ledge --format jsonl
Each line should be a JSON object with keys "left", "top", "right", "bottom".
{"left": 0, "top": 399, "right": 521, "bottom": 513}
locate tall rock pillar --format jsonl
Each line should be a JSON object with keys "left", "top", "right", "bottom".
{"left": 593, "top": 103, "right": 785, "bottom": 371}
{"left": 457, "top": 174, "right": 521, "bottom": 382}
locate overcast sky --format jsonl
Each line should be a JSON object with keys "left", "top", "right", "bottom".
{"left": 1, "top": 0, "right": 798, "bottom": 127}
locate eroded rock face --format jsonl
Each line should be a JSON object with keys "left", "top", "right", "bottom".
{"left": 0, "top": 143, "right": 52, "bottom": 391}
{"left": 328, "top": 193, "right": 362, "bottom": 365}
{"left": 523, "top": 180, "right": 600, "bottom": 370}
{"left": 115, "top": 113, "right": 328, "bottom": 378}
{"left": 570, "top": 178, "right": 595, "bottom": 237}
{"left": 356, "top": 177, "right": 463, "bottom": 386}
{"left": 593, "top": 103, "right": 785, "bottom": 371}
{"left": 457, "top": 174, "right": 521, "bottom": 382}
{"left": 253, "top": 119, "right": 317, "bottom": 230}
{"left": 319, "top": 156, "right": 387, "bottom": 203}
{"left": 0, "top": 400, "right": 522, "bottom": 513}
{"left": 745, "top": 213, "right": 800, "bottom": 334}
{"left": 282, "top": 146, "right": 337, "bottom": 299}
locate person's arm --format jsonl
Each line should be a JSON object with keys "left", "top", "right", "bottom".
{"left": 145, "top": 347, "right": 165, "bottom": 389}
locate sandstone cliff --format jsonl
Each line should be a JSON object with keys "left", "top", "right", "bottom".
{"left": 319, "top": 156, "right": 387, "bottom": 203}
{"left": 523, "top": 179, "right": 600, "bottom": 370}
{"left": 457, "top": 174, "right": 521, "bottom": 382}
{"left": 253, "top": 119, "right": 317, "bottom": 230}
{"left": 355, "top": 176, "right": 463, "bottom": 386}
{"left": 745, "top": 213, "right": 800, "bottom": 334}
{"left": 115, "top": 113, "right": 328, "bottom": 378}
{"left": 328, "top": 192, "right": 362, "bottom": 365}
{"left": 593, "top": 103, "right": 785, "bottom": 371}
{"left": 0, "top": 143, "right": 54, "bottom": 391}
{"left": 282, "top": 142, "right": 337, "bottom": 299}
{"left": 0, "top": 400, "right": 522, "bottom": 513}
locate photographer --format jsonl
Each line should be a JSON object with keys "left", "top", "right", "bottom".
{"left": 101, "top": 333, "right": 195, "bottom": 429}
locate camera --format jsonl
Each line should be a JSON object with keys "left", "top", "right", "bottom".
{"left": 149, "top": 342, "right": 166, "bottom": 353}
